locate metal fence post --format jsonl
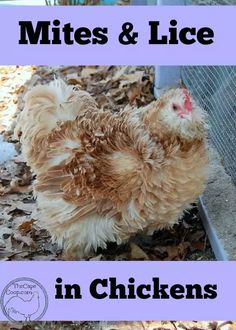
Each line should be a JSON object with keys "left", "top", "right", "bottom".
{"left": 154, "top": 0, "right": 185, "bottom": 97}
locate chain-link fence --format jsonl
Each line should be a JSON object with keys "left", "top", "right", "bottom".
{"left": 45, "top": 0, "right": 126, "bottom": 4}
{"left": 186, "top": 0, "right": 236, "bottom": 4}
{"left": 181, "top": 0, "right": 236, "bottom": 184}
{"left": 182, "top": 67, "right": 236, "bottom": 185}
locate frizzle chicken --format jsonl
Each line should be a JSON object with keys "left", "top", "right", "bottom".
{"left": 15, "top": 79, "right": 208, "bottom": 259}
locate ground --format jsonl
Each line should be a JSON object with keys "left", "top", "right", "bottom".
{"left": 0, "top": 66, "right": 223, "bottom": 329}
{"left": 1, "top": 321, "right": 236, "bottom": 330}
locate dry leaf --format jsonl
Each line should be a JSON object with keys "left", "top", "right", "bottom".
{"left": 66, "top": 73, "right": 81, "bottom": 86}
{"left": 81, "top": 67, "right": 99, "bottom": 78}
{"left": 191, "top": 241, "right": 206, "bottom": 251}
{"left": 128, "top": 85, "right": 142, "bottom": 103}
{"left": 13, "top": 232, "right": 34, "bottom": 247}
{"left": 18, "top": 219, "right": 36, "bottom": 233}
{"left": 118, "top": 71, "right": 144, "bottom": 87}
{"left": 130, "top": 243, "right": 149, "bottom": 260}
{"left": 99, "top": 321, "right": 147, "bottom": 330}
{"left": 89, "top": 254, "right": 103, "bottom": 261}
{"left": 165, "top": 242, "right": 191, "bottom": 261}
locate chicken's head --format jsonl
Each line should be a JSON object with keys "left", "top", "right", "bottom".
{"left": 144, "top": 88, "right": 207, "bottom": 141}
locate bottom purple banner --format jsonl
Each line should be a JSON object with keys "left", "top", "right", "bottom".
{"left": 0, "top": 261, "right": 234, "bottom": 321}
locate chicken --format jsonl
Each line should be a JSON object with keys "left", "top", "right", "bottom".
{"left": 15, "top": 79, "right": 208, "bottom": 259}
{"left": 5, "top": 292, "right": 40, "bottom": 321}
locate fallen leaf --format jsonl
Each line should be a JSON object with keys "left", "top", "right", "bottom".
{"left": 128, "top": 85, "right": 142, "bottom": 103}
{"left": 80, "top": 67, "right": 99, "bottom": 78}
{"left": 130, "top": 243, "right": 149, "bottom": 260}
{"left": 13, "top": 233, "right": 34, "bottom": 247}
{"left": 191, "top": 241, "right": 206, "bottom": 251}
{"left": 18, "top": 219, "right": 36, "bottom": 233}
{"left": 165, "top": 242, "right": 191, "bottom": 261}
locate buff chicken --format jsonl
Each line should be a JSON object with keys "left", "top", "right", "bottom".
{"left": 15, "top": 79, "right": 208, "bottom": 259}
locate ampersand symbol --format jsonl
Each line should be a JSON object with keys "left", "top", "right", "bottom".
{"left": 119, "top": 22, "right": 138, "bottom": 45}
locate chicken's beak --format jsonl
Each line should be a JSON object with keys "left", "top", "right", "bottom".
{"left": 177, "top": 110, "right": 192, "bottom": 121}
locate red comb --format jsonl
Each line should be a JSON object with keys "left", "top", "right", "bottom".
{"left": 182, "top": 88, "right": 192, "bottom": 113}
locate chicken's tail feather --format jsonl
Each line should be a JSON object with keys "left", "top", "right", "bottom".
{"left": 15, "top": 78, "right": 93, "bottom": 139}
{"left": 14, "top": 78, "right": 97, "bottom": 174}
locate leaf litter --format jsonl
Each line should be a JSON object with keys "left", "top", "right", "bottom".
{"left": 0, "top": 321, "right": 235, "bottom": 330}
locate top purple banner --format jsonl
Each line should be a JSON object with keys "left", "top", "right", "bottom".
{"left": 0, "top": 5, "right": 235, "bottom": 65}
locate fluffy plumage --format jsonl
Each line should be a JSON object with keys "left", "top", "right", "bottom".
{"left": 15, "top": 79, "right": 208, "bottom": 259}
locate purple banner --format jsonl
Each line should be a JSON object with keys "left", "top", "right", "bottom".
{"left": 0, "top": 6, "right": 235, "bottom": 65}
{"left": 0, "top": 261, "right": 235, "bottom": 321}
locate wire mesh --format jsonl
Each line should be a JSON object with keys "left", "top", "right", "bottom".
{"left": 182, "top": 0, "right": 236, "bottom": 184}
{"left": 181, "top": 66, "right": 236, "bottom": 184}
{"left": 45, "top": 0, "right": 122, "bottom": 4}
{"left": 185, "top": 0, "right": 236, "bottom": 4}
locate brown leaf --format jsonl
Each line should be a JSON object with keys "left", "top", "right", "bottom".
{"left": 189, "top": 230, "right": 205, "bottom": 242}
{"left": 165, "top": 242, "right": 190, "bottom": 261}
{"left": 145, "top": 321, "right": 176, "bottom": 330}
{"left": 118, "top": 71, "right": 144, "bottom": 87}
{"left": 99, "top": 321, "right": 147, "bottom": 330}
{"left": 13, "top": 232, "right": 34, "bottom": 247}
{"left": 130, "top": 243, "right": 149, "bottom": 260}
{"left": 80, "top": 67, "right": 99, "bottom": 78}
{"left": 128, "top": 85, "right": 142, "bottom": 104}
{"left": 3, "top": 177, "right": 33, "bottom": 194}
{"left": 191, "top": 241, "right": 206, "bottom": 251}
{"left": 18, "top": 219, "right": 36, "bottom": 233}
{"left": 66, "top": 73, "right": 81, "bottom": 86}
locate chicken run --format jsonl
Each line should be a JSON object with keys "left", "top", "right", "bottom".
{"left": 0, "top": 65, "right": 214, "bottom": 261}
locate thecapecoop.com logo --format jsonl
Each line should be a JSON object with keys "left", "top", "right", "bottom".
{"left": 0, "top": 277, "right": 48, "bottom": 321}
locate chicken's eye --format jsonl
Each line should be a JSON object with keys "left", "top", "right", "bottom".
{"left": 172, "top": 103, "right": 179, "bottom": 111}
